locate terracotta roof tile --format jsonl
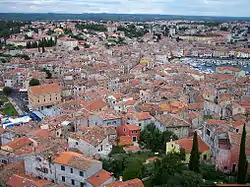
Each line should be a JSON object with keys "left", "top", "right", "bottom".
{"left": 173, "top": 135, "right": 209, "bottom": 153}
{"left": 105, "top": 178, "right": 144, "bottom": 187}
{"left": 29, "top": 83, "right": 61, "bottom": 95}
{"left": 118, "top": 136, "right": 133, "bottom": 146}
{"left": 135, "top": 112, "right": 152, "bottom": 121}
{"left": 233, "top": 119, "right": 245, "bottom": 128}
{"left": 53, "top": 151, "right": 101, "bottom": 170}
{"left": 6, "top": 173, "right": 51, "bottom": 187}
{"left": 1, "top": 137, "right": 33, "bottom": 151}
{"left": 87, "top": 169, "right": 113, "bottom": 187}
{"left": 123, "top": 146, "right": 140, "bottom": 152}
{"left": 123, "top": 124, "right": 140, "bottom": 131}
{"left": 85, "top": 98, "right": 107, "bottom": 112}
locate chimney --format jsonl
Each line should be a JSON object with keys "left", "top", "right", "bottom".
{"left": 119, "top": 176, "right": 123, "bottom": 181}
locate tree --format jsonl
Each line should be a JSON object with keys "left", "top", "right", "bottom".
{"left": 167, "top": 170, "right": 203, "bottom": 187}
{"left": 189, "top": 131, "right": 200, "bottom": 172}
{"left": 139, "top": 124, "right": 178, "bottom": 152}
{"left": 150, "top": 153, "right": 185, "bottom": 186}
{"left": 3, "top": 86, "right": 12, "bottom": 96}
{"left": 29, "top": 78, "right": 40, "bottom": 86}
{"left": 102, "top": 154, "right": 129, "bottom": 178}
{"left": 123, "top": 159, "right": 143, "bottom": 181}
{"left": 237, "top": 124, "right": 248, "bottom": 184}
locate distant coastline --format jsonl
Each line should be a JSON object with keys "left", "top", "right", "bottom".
{"left": 0, "top": 13, "right": 250, "bottom": 21}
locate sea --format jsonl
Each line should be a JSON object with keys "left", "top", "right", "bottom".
{"left": 182, "top": 58, "right": 250, "bottom": 75}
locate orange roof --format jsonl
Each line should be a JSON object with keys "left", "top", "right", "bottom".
{"left": 87, "top": 169, "right": 113, "bottom": 187}
{"left": 118, "top": 136, "right": 133, "bottom": 146}
{"left": 123, "top": 146, "right": 140, "bottom": 152}
{"left": 6, "top": 173, "right": 51, "bottom": 187}
{"left": 206, "top": 119, "right": 227, "bottom": 125}
{"left": 53, "top": 151, "right": 100, "bottom": 170}
{"left": 124, "top": 100, "right": 137, "bottom": 105}
{"left": 233, "top": 119, "right": 245, "bottom": 128}
{"left": 53, "top": 151, "right": 82, "bottom": 165}
{"left": 135, "top": 112, "right": 152, "bottom": 121}
{"left": 173, "top": 135, "right": 209, "bottom": 153}
{"left": 124, "top": 124, "right": 140, "bottom": 131}
{"left": 146, "top": 156, "right": 159, "bottom": 162}
{"left": 85, "top": 98, "right": 107, "bottom": 112}
{"left": 159, "top": 104, "right": 171, "bottom": 111}
{"left": 29, "top": 83, "right": 61, "bottom": 95}
{"left": 2, "top": 137, "right": 33, "bottom": 150}
{"left": 106, "top": 178, "right": 144, "bottom": 187}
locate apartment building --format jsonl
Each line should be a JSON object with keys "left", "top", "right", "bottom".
{"left": 28, "top": 83, "right": 61, "bottom": 110}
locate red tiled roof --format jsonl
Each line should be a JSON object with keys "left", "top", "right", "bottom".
{"left": 135, "top": 112, "right": 152, "bottom": 121}
{"left": 206, "top": 119, "right": 227, "bottom": 125}
{"left": 6, "top": 173, "right": 51, "bottom": 187}
{"left": 87, "top": 169, "right": 113, "bottom": 187}
{"left": 85, "top": 98, "right": 107, "bottom": 112}
{"left": 105, "top": 178, "right": 144, "bottom": 187}
{"left": 233, "top": 119, "right": 245, "bottom": 128}
{"left": 29, "top": 83, "right": 61, "bottom": 95}
{"left": 173, "top": 135, "right": 209, "bottom": 153}
{"left": 123, "top": 124, "right": 140, "bottom": 131}
{"left": 2, "top": 137, "right": 33, "bottom": 150}
{"left": 123, "top": 146, "right": 140, "bottom": 152}
{"left": 118, "top": 136, "right": 133, "bottom": 146}
{"left": 124, "top": 100, "right": 137, "bottom": 105}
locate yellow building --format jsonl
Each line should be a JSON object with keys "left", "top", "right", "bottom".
{"left": 28, "top": 83, "right": 61, "bottom": 110}
{"left": 166, "top": 135, "right": 211, "bottom": 163}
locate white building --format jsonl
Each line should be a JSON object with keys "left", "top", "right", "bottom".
{"left": 57, "top": 37, "right": 78, "bottom": 50}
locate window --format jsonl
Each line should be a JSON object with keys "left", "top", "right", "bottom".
{"left": 80, "top": 182, "right": 85, "bottom": 187}
{"left": 232, "top": 164, "right": 236, "bottom": 172}
{"left": 2, "top": 160, "right": 7, "bottom": 164}
{"left": 42, "top": 168, "right": 48, "bottom": 173}
{"left": 38, "top": 100, "right": 40, "bottom": 103}
{"left": 56, "top": 97, "right": 58, "bottom": 100}
{"left": 132, "top": 136, "right": 137, "bottom": 142}
{"left": 236, "top": 129, "right": 239, "bottom": 133}
{"left": 71, "top": 179, "right": 75, "bottom": 185}
{"left": 101, "top": 145, "right": 103, "bottom": 151}
{"left": 61, "top": 165, "right": 65, "bottom": 171}
{"left": 79, "top": 171, "right": 84, "bottom": 177}
{"left": 76, "top": 142, "right": 78, "bottom": 145}
{"left": 62, "top": 176, "right": 65, "bottom": 182}
{"left": 206, "top": 129, "right": 211, "bottom": 136}
{"left": 70, "top": 168, "right": 73, "bottom": 173}
{"left": 44, "top": 99, "right": 46, "bottom": 102}
{"left": 139, "top": 123, "right": 141, "bottom": 127}
{"left": 36, "top": 157, "right": 42, "bottom": 162}
{"left": 203, "top": 154, "right": 207, "bottom": 160}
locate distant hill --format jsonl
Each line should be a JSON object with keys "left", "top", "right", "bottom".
{"left": 0, "top": 13, "right": 250, "bottom": 21}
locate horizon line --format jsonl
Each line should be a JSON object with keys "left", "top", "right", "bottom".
{"left": 0, "top": 12, "right": 250, "bottom": 19}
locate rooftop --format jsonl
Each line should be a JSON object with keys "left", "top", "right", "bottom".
{"left": 29, "top": 83, "right": 61, "bottom": 95}
{"left": 53, "top": 151, "right": 101, "bottom": 171}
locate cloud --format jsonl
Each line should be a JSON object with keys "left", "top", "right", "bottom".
{"left": 0, "top": 0, "right": 249, "bottom": 17}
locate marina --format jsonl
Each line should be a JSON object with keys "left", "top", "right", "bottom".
{"left": 182, "top": 58, "right": 250, "bottom": 75}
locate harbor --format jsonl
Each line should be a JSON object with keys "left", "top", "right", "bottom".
{"left": 182, "top": 58, "right": 250, "bottom": 75}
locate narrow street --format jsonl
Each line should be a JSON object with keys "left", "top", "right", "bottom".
{"left": 7, "top": 97, "right": 24, "bottom": 115}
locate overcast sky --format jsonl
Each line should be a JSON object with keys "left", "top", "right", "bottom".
{"left": 0, "top": 0, "right": 250, "bottom": 17}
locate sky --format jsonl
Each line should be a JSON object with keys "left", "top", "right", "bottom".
{"left": 0, "top": 0, "right": 250, "bottom": 17}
